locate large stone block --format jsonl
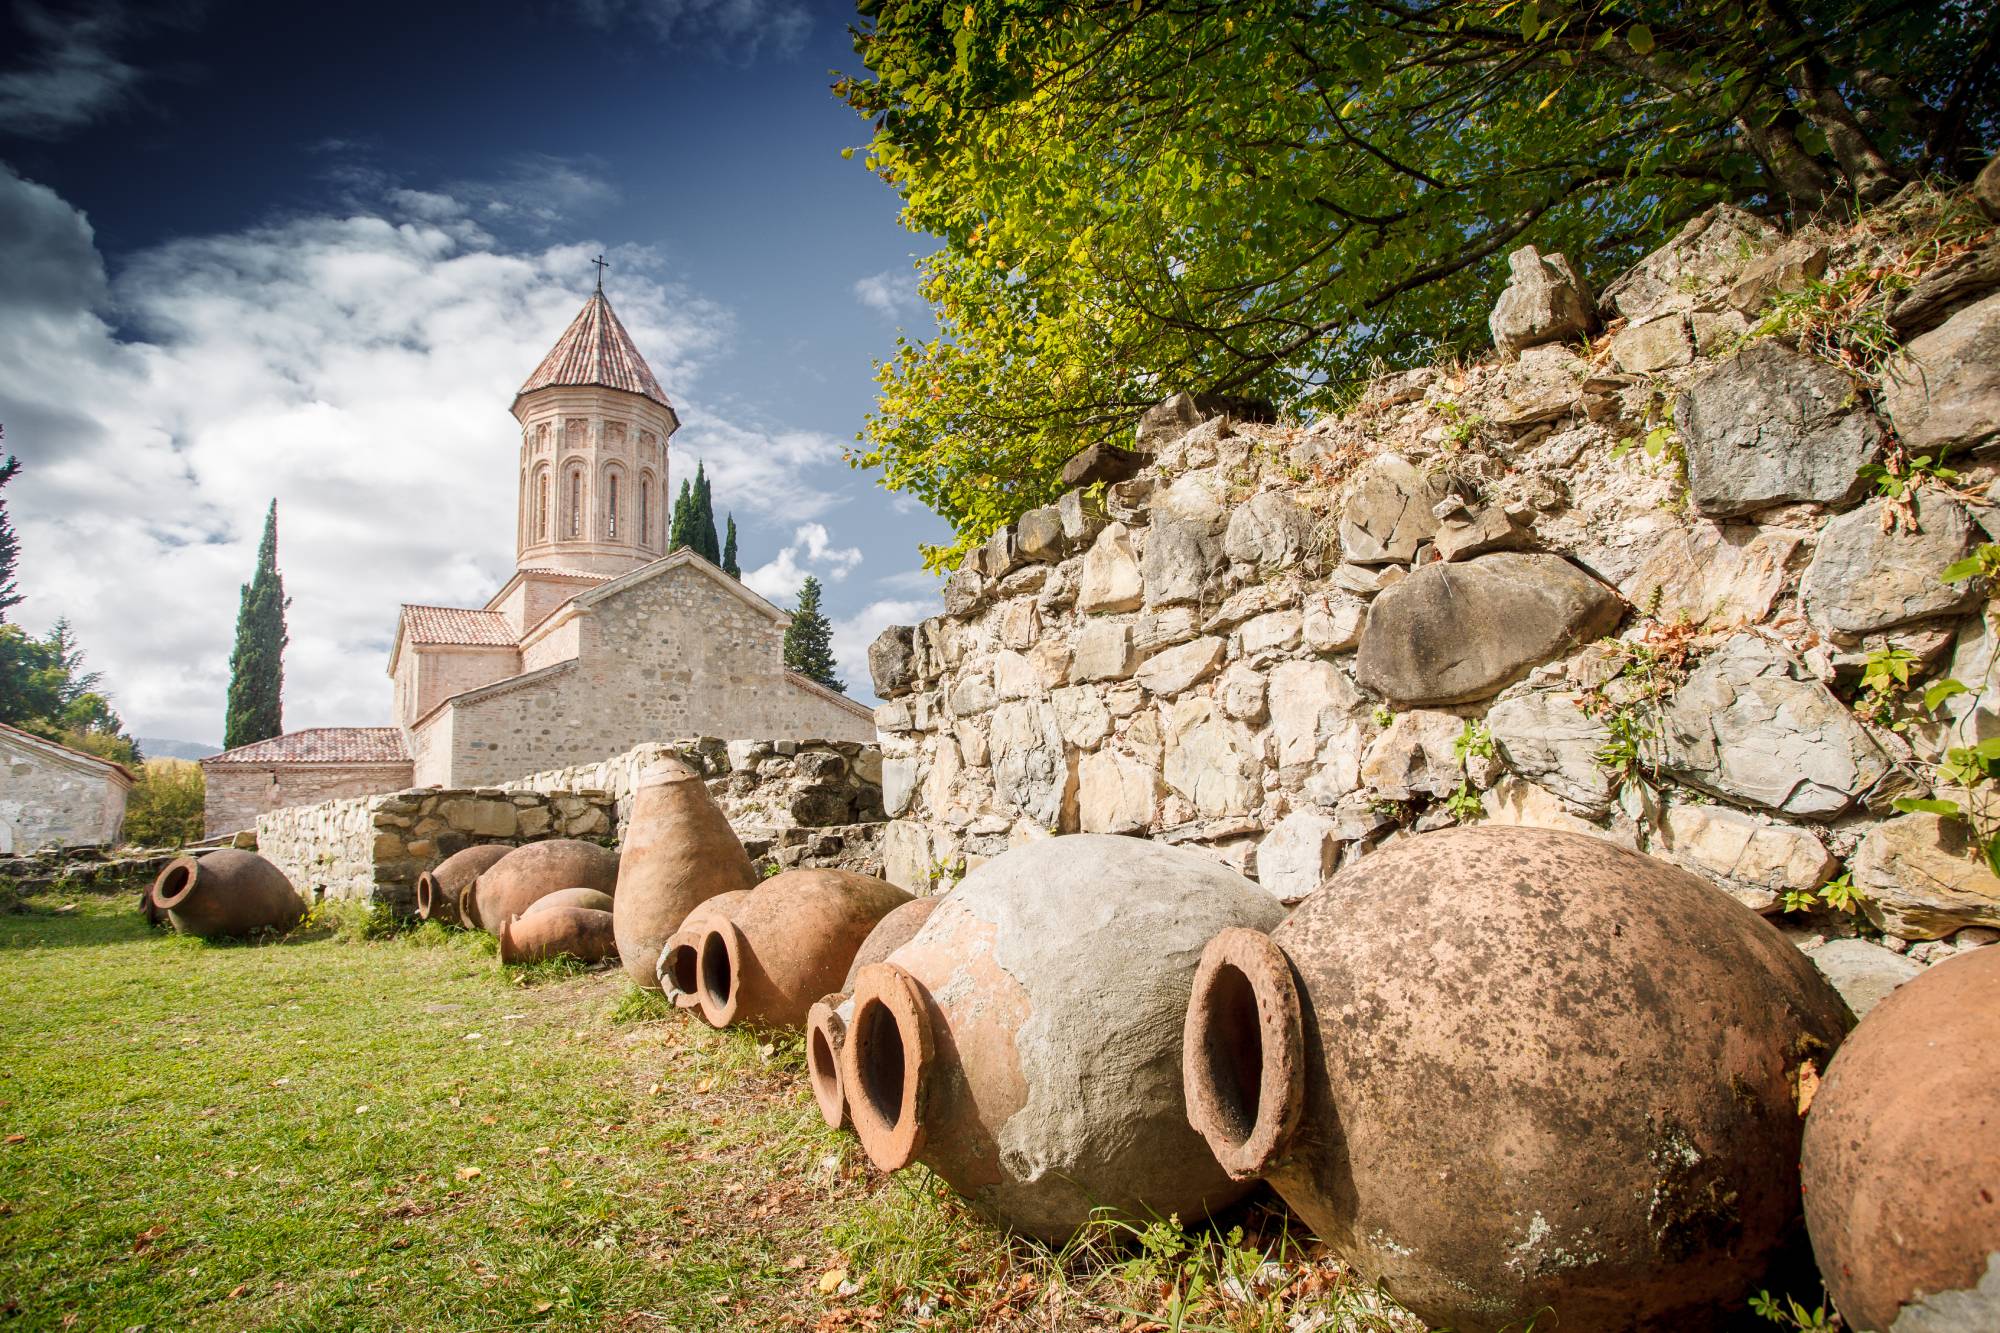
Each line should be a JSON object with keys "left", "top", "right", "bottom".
{"left": 1801, "top": 937, "right": 1922, "bottom": 1019}
{"left": 1077, "top": 522, "right": 1143, "bottom": 614}
{"left": 1163, "top": 699, "right": 1263, "bottom": 818}
{"left": 1879, "top": 290, "right": 2000, "bottom": 454}
{"left": 1355, "top": 553, "right": 1623, "bottom": 708}
{"left": 1851, "top": 811, "right": 2000, "bottom": 939}
{"left": 1676, "top": 341, "right": 1880, "bottom": 517}
{"left": 1072, "top": 620, "right": 1136, "bottom": 682}
{"left": 439, "top": 797, "right": 517, "bottom": 838}
{"left": 989, "top": 700, "right": 1073, "bottom": 829}
{"left": 1489, "top": 246, "right": 1595, "bottom": 360}
{"left": 1076, "top": 750, "right": 1161, "bottom": 834}
{"left": 1600, "top": 204, "right": 1780, "bottom": 323}
{"left": 1142, "top": 516, "right": 1223, "bottom": 606}
{"left": 1338, "top": 455, "right": 1446, "bottom": 565}
{"left": 1135, "top": 635, "right": 1226, "bottom": 697}
{"left": 1659, "top": 635, "right": 1890, "bottom": 819}
{"left": 868, "top": 625, "right": 917, "bottom": 698}
{"left": 1801, "top": 496, "right": 1980, "bottom": 642}
{"left": 1224, "top": 491, "right": 1317, "bottom": 568}
{"left": 1256, "top": 811, "right": 1342, "bottom": 903}
{"left": 1268, "top": 660, "right": 1370, "bottom": 799}
{"left": 1486, "top": 689, "right": 1616, "bottom": 814}
{"left": 1618, "top": 522, "right": 1801, "bottom": 629}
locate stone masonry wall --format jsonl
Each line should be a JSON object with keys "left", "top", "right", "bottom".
{"left": 0, "top": 735, "right": 128, "bottom": 853}
{"left": 870, "top": 189, "right": 2000, "bottom": 996}
{"left": 261, "top": 735, "right": 889, "bottom": 910}
{"left": 203, "top": 762, "right": 415, "bottom": 839}
{"left": 257, "top": 787, "right": 615, "bottom": 912}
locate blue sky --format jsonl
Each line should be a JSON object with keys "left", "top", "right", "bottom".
{"left": 0, "top": 0, "right": 948, "bottom": 744}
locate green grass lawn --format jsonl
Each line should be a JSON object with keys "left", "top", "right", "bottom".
{"left": 0, "top": 889, "right": 1420, "bottom": 1332}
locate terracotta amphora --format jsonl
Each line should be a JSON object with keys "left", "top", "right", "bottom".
{"left": 656, "top": 890, "right": 751, "bottom": 1009}
{"left": 151, "top": 850, "right": 307, "bottom": 939}
{"left": 497, "top": 906, "right": 617, "bottom": 966}
{"left": 522, "top": 886, "right": 614, "bottom": 917}
{"left": 415, "top": 844, "right": 511, "bottom": 924}
{"left": 841, "top": 834, "right": 1286, "bottom": 1243}
{"left": 468, "top": 839, "right": 617, "bottom": 937}
{"left": 612, "top": 760, "right": 756, "bottom": 990}
{"left": 806, "top": 894, "right": 947, "bottom": 1129}
{"left": 1802, "top": 943, "right": 2000, "bottom": 1331}
{"left": 1182, "top": 825, "right": 1851, "bottom": 1333}
{"left": 691, "top": 869, "right": 911, "bottom": 1032}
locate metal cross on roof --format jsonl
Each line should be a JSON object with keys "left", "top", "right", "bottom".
{"left": 592, "top": 254, "right": 609, "bottom": 292}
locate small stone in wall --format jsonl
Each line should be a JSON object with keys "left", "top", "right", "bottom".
{"left": 1433, "top": 505, "right": 1535, "bottom": 563}
{"left": 1726, "top": 238, "right": 1829, "bottom": 318}
{"left": 1238, "top": 610, "right": 1302, "bottom": 662}
{"left": 1486, "top": 689, "right": 1616, "bottom": 815}
{"left": 1618, "top": 522, "right": 1801, "bottom": 630}
{"left": 1077, "top": 750, "right": 1162, "bottom": 834}
{"left": 1163, "top": 698, "right": 1263, "bottom": 818}
{"left": 1879, "top": 290, "right": 2000, "bottom": 454}
{"left": 1218, "top": 662, "right": 1267, "bottom": 723}
{"left": 1134, "top": 393, "right": 1204, "bottom": 449}
{"left": 1850, "top": 810, "right": 2000, "bottom": 939}
{"left": 1355, "top": 553, "right": 1624, "bottom": 708}
{"left": 1142, "top": 516, "right": 1224, "bottom": 607}
{"left": 868, "top": 625, "right": 917, "bottom": 699}
{"left": 1610, "top": 314, "right": 1693, "bottom": 374}
{"left": 1801, "top": 495, "right": 1980, "bottom": 642}
{"left": 1676, "top": 341, "right": 1880, "bottom": 517}
{"left": 1489, "top": 246, "right": 1596, "bottom": 361}
{"left": 1659, "top": 635, "right": 1890, "bottom": 819}
{"left": 882, "top": 758, "right": 917, "bottom": 817}
{"left": 1359, "top": 710, "right": 1490, "bottom": 801}
{"left": 943, "top": 566, "right": 985, "bottom": 619}
{"left": 1339, "top": 455, "right": 1447, "bottom": 565}
{"left": 1801, "top": 937, "right": 1922, "bottom": 1019}
{"left": 1480, "top": 776, "right": 1630, "bottom": 844}
{"left": 1302, "top": 592, "right": 1366, "bottom": 653}
{"left": 1057, "top": 488, "right": 1109, "bottom": 548}
{"left": 1223, "top": 490, "right": 1317, "bottom": 569}
{"left": 1072, "top": 620, "right": 1137, "bottom": 682}
{"left": 989, "top": 700, "right": 1073, "bottom": 829}
{"left": 1050, "top": 686, "right": 1112, "bottom": 750}
{"left": 1135, "top": 635, "right": 1226, "bottom": 697}
{"left": 1655, "top": 803, "right": 1836, "bottom": 915}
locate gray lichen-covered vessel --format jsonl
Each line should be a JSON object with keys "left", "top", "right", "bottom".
{"left": 841, "top": 834, "right": 1285, "bottom": 1243}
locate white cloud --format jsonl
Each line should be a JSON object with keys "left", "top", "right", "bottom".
{"left": 742, "top": 522, "right": 863, "bottom": 602}
{"left": 0, "top": 2, "right": 148, "bottom": 138}
{"left": 852, "top": 269, "right": 922, "bottom": 318}
{"left": 0, "top": 161, "right": 869, "bottom": 744}
{"left": 573, "top": 0, "right": 812, "bottom": 59}
{"left": 831, "top": 597, "right": 938, "bottom": 704}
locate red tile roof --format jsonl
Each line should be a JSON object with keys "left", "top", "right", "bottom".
{"left": 515, "top": 291, "right": 672, "bottom": 410}
{"left": 204, "top": 727, "right": 410, "bottom": 766}
{"left": 516, "top": 567, "right": 611, "bottom": 583}
{"left": 400, "top": 605, "right": 519, "bottom": 647}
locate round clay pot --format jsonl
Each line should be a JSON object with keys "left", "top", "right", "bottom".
{"left": 806, "top": 894, "right": 947, "bottom": 1129}
{"left": 497, "top": 906, "right": 617, "bottom": 965}
{"left": 692, "top": 869, "right": 911, "bottom": 1032}
{"left": 1801, "top": 944, "right": 2000, "bottom": 1330}
{"left": 1182, "top": 825, "right": 1850, "bottom": 1333}
{"left": 613, "top": 761, "right": 757, "bottom": 991}
{"left": 415, "top": 844, "right": 511, "bottom": 924}
{"left": 152, "top": 850, "right": 307, "bottom": 939}
{"left": 841, "top": 834, "right": 1286, "bottom": 1243}
{"left": 656, "top": 890, "right": 751, "bottom": 1009}
{"left": 468, "top": 839, "right": 617, "bottom": 937}
{"left": 522, "top": 886, "right": 614, "bottom": 917}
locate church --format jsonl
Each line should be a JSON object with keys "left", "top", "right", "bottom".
{"left": 202, "top": 287, "right": 873, "bottom": 835}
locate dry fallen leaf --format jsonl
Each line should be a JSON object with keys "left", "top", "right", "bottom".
{"left": 3, "top": 1134, "right": 24, "bottom": 1145}
{"left": 480, "top": 1115, "right": 497, "bottom": 1126}
{"left": 227, "top": 1284, "right": 248, "bottom": 1299}
{"left": 696, "top": 1077, "right": 713, "bottom": 1093}
{"left": 455, "top": 1166, "right": 482, "bottom": 1181}
{"left": 818, "top": 1268, "right": 850, "bottom": 1295}
{"left": 1796, "top": 1059, "right": 1822, "bottom": 1116}
{"left": 532, "top": 1300, "right": 554, "bottom": 1314}
{"left": 131, "top": 1224, "right": 167, "bottom": 1254}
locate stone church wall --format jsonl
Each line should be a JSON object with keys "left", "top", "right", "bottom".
{"left": 203, "top": 762, "right": 414, "bottom": 839}
{"left": 410, "top": 561, "right": 872, "bottom": 788}
{"left": 870, "top": 195, "right": 2000, "bottom": 988}
{"left": 0, "top": 734, "right": 129, "bottom": 853}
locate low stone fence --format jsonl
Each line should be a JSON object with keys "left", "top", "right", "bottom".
{"left": 256, "top": 788, "right": 615, "bottom": 912}
{"left": 256, "top": 736, "right": 889, "bottom": 911}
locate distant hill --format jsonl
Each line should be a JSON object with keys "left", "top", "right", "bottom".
{"left": 137, "top": 738, "right": 221, "bottom": 761}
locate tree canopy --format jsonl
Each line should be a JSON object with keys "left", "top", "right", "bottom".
{"left": 840, "top": 0, "right": 1999, "bottom": 565}
{"left": 0, "top": 620, "right": 140, "bottom": 765}
{"left": 669, "top": 464, "right": 726, "bottom": 565}
{"left": 224, "top": 502, "right": 287, "bottom": 752}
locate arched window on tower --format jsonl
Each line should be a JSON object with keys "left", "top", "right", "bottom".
{"left": 640, "top": 478, "right": 651, "bottom": 547}
{"left": 535, "top": 469, "right": 550, "bottom": 540}
{"left": 568, "top": 469, "right": 582, "bottom": 538}
{"left": 607, "top": 472, "right": 620, "bottom": 538}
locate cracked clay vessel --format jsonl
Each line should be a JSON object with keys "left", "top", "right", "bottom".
{"left": 1801, "top": 944, "right": 2000, "bottom": 1331}
{"left": 468, "top": 839, "right": 618, "bottom": 937}
{"left": 807, "top": 894, "right": 947, "bottom": 1129}
{"left": 692, "top": 868, "right": 911, "bottom": 1032}
{"left": 1183, "top": 826, "right": 1850, "bottom": 1333}
{"left": 841, "top": 834, "right": 1286, "bottom": 1243}
{"left": 613, "top": 760, "right": 757, "bottom": 991}
{"left": 151, "top": 850, "right": 306, "bottom": 939}
{"left": 498, "top": 905, "right": 618, "bottom": 966}
{"left": 415, "top": 844, "right": 512, "bottom": 924}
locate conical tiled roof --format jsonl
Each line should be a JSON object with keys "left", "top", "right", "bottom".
{"left": 515, "top": 291, "right": 672, "bottom": 410}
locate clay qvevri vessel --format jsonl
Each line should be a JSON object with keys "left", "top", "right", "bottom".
{"left": 656, "top": 890, "right": 752, "bottom": 1009}
{"left": 806, "top": 894, "right": 947, "bottom": 1129}
{"left": 693, "top": 869, "right": 911, "bottom": 1032}
{"left": 1802, "top": 944, "right": 2000, "bottom": 1331}
{"left": 522, "top": 886, "right": 614, "bottom": 917}
{"left": 497, "top": 905, "right": 617, "bottom": 966}
{"left": 1183, "top": 825, "right": 1850, "bottom": 1333}
{"left": 613, "top": 761, "right": 757, "bottom": 991}
{"left": 841, "top": 835, "right": 1285, "bottom": 1243}
{"left": 151, "top": 850, "right": 307, "bottom": 939}
{"left": 415, "top": 844, "right": 511, "bottom": 924}
{"left": 469, "top": 839, "right": 618, "bottom": 937}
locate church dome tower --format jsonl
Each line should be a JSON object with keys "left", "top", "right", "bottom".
{"left": 511, "top": 283, "right": 679, "bottom": 577}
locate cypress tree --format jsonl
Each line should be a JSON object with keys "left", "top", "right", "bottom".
{"left": 721, "top": 514, "right": 740, "bottom": 578}
{"left": 223, "top": 500, "right": 288, "bottom": 750}
{"left": 668, "top": 478, "right": 693, "bottom": 551}
{"left": 692, "top": 462, "right": 721, "bottom": 563}
{"left": 0, "top": 454, "right": 21, "bottom": 624}
{"left": 782, "top": 576, "right": 844, "bottom": 693}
